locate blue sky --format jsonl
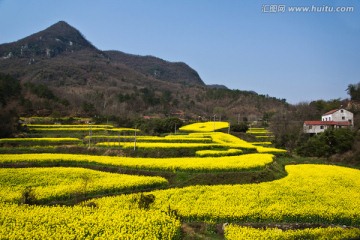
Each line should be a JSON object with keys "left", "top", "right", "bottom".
{"left": 0, "top": 0, "right": 359, "bottom": 104}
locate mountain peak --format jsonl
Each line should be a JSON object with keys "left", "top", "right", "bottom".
{"left": 51, "top": 20, "right": 72, "bottom": 28}
{"left": 45, "top": 21, "right": 77, "bottom": 34}
{"left": 0, "top": 21, "right": 96, "bottom": 59}
{"left": 43, "top": 21, "right": 86, "bottom": 39}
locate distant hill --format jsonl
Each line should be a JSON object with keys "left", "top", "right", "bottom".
{"left": 0, "top": 21, "right": 97, "bottom": 59}
{"left": 106, "top": 51, "right": 204, "bottom": 86}
{"left": 207, "top": 84, "right": 228, "bottom": 89}
{"left": 0, "top": 21, "right": 288, "bottom": 121}
{"left": 0, "top": 21, "right": 204, "bottom": 87}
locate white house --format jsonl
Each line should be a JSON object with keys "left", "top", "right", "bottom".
{"left": 321, "top": 109, "right": 353, "bottom": 124}
{"left": 303, "top": 108, "right": 353, "bottom": 134}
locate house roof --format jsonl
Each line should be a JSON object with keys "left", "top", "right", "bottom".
{"left": 322, "top": 109, "right": 339, "bottom": 116}
{"left": 304, "top": 121, "right": 351, "bottom": 126}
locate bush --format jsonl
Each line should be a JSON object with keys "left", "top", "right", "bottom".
{"left": 137, "top": 193, "right": 155, "bottom": 210}
{"left": 21, "top": 186, "right": 36, "bottom": 205}
{"left": 296, "top": 128, "right": 355, "bottom": 157}
{"left": 135, "top": 118, "right": 183, "bottom": 135}
{"left": 296, "top": 135, "right": 330, "bottom": 157}
{"left": 231, "top": 123, "right": 249, "bottom": 133}
{"left": 24, "top": 82, "right": 56, "bottom": 100}
{"left": 0, "top": 73, "right": 21, "bottom": 107}
{"left": 0, "top": 109, "right": 19, "bottom": 138}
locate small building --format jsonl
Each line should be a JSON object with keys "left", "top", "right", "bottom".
{"left": 303, "top": 109, "right": 353, "bottom": 134}
{"left": 321, "top": 109, "right": 353, "bottom": 124}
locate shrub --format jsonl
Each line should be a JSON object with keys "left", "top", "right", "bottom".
{"left": 231, "top": 123, "right": 248, "bottom": 133}
{"left": 296, "top": 128, "right": 355, "bottom": 157}
{"left": 0, "top": 109, "right": 19, "bottom": 138}
{"left": 21, "top": 186, "right": 36, "bottom": 205}
{"left": 24, "top": 82, "right": 56, "bottom": 100}
{"left": 0, "top": 73, "right": 21, "bottom": 106}
{"left": 137, "top": 193, "right": 156, "bottom": 210}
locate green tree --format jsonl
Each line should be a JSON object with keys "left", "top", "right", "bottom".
{"left": 161, "top": 90, "right": 172, "bottom": 104}
{"left": 82, "top": 102, "right": 97, "bottom": 116}
{"left": 135, "top": 117, "right": 183, "bottom": 135}
{"left": 347, "top": 82, "right": 360, "bottom": 101}
{"left": 161, "top": 117, "right": 183, "bottom": 134}
{"left": 231, "top": 123, "right": 248, "bottom": 133}
{"left": 0, "top": 73, "right": 21, "bottom": 107}
{"left": 296, "top": 128, "right": 355, "bottom": 157}
{"left": 331, "top": 128, "right": 355, "bottom": 154}
{"left": 24, "top": 82, "right": 56, "bottom": 100}
{"left": 140, "top": 88, "right": 160, "bottom": 106}
{"left": 0, "top": 109, "right": 19, "bottom": 138}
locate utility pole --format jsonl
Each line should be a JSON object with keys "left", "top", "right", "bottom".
{"left": 133, "top": 129, "right": 137, "bottom": 151}
{"left": 88, "top": 123, "right": 92, "bottom": 148}
{"left": 118, "top": 132, "right": 121, "bottom": 147}
{"left": 213, "top": 114, "right": 216, "bottom": 131}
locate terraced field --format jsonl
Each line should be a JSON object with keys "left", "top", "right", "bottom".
{"left": 0, "top": 167, "right": 168, "bottom": 204}
{"left": 0, "top": 120, "right": 359, "bottom": 239}
{"left": 0, "top": 153, "right": 274, "bottom": 172}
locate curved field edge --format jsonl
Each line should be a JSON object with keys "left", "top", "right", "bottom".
{"left": 0, "top": 203, "right": 181, "bottom": 239}
{"left": 224, "top": 225, "right": 360, "bottom": 240}
{"left": 0, "top": 167, "right": 168, "bottom": 204}
{"left": 93, "top": 164, "right": 360, "bottom": 226}
{"left": 0, "top": 138, "right": 82, "bottom": 146}
{"left": 0, "top": 153, "right": 274, "bottom": 172}
{"left": 0, "top": 164, "right": 359, "bottom": 238}
{"left": 179, "top": 121, "right": 229, "bottom": 132}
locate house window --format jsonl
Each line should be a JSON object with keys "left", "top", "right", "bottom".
{"left": 309, "top": 126, "right": 312, "bottom": 129}
{"left": 320, "top": 126, "right": 324, "bottom": 129}
{"left": 342, "top": 116, "right": 345, "bottom": 120}
{"left": 341, "top": 110, "right": 344, "bottom": 113}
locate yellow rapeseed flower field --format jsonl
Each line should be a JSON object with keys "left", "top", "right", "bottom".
{"left": 256, "top": 146, "right": 287, "bottom": 153}
{"left": 107, "top": 128, "right": 140, "bottom": 132}
{"left": 0, "top": 138, "right": 81, "bottom": 145}
{"left": 2, "top": 121, "right": 358, "bottom": 239}
{"left": 246, "top": 128, "right": 271, "bottom": 135}
{"left": 0, "top": 202, "right": 181, "bottom": 239}
{"left": 147, "top": 164, "right": 360, "bottom": 225}
{"left": 0, "top": 167, "right": 168, "bottom": 203}
{"left": 96, "top": 141, "right": 221, "bottom": 149}
{"left": 208, "top": 132, "right": 257, "bottom": 149}
{"left": 179, "top": 121, "right": 229, "bottom": 132}
{"left": 85, "top": 135, "right": 212, "bottom": 143}
{"left": 29, "top": 127, "right": 108, "bottom": 131}
{"left": 195, "top": 148, "right": 243, "bottom": 157}
{"left": 27, "top": 124, "right": 114, "bottom": 129}
{"left": 94, "top": 132, "right": 247, "bottom": 149}
{"left": 225, "top": 225, "right": 360, "bottom": 240}
{"left": 0, "top": 153, "right": 274, "bottom": 172}
{"left": 92, "top": 130, "right": 286, "bottom": 154}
